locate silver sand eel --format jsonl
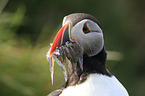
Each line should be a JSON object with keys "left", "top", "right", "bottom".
{"left": 46, "top": 39, "right": 83, "bottom": 85}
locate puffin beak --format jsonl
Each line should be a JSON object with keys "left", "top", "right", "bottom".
{"left": 49, "top": 22, "right": 71, "bottom": 57}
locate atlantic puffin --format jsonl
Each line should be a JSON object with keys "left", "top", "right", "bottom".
{"left": 46, "top": 13, "right": 129, "bottom": 96}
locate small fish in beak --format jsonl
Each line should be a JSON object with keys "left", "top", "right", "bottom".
{"left": 46, "top": 22, "right": 83, "bottom": 85}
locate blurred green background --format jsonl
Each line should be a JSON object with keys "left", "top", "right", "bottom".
{"left": 0, "top": 0, "right": 145, "bottom": 96}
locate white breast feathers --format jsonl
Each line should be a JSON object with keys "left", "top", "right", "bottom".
{"left": 60, "top": 74, "right": 129, "bottom": 96}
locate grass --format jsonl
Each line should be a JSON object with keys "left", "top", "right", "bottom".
{"left": 0, "top": 4, "right": 65, "bottom": 96}
{"left": 0, "top": 3, "right": 124, "bottom": 96}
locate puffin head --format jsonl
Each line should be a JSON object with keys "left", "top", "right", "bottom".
{"left": 50, "top": 13, "right": 104, "bottom": 57}
{"left": 47, "top": 13, "right": 109, "bottom": 85}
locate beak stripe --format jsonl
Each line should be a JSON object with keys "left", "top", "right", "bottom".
{"left": 61, "top": 25, "right": 70, "bottom": 45}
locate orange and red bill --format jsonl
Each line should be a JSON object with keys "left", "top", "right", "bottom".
{"left": 49, "top": 22, "right": 71, "bottom": 57}
{"left": 47, "top": 22, "right": 71, "bottom": 84}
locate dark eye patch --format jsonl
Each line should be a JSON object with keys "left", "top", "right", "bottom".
{"left": 82, "top": 23, "right": 90, "bottom": 33}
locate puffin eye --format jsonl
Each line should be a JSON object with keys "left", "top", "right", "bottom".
{"left": 82, "top": 23, "right": 90, "bottom": 33}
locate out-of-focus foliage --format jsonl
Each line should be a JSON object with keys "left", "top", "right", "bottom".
{"left": 0, "top": 0, "right": 145, "bottom": 96}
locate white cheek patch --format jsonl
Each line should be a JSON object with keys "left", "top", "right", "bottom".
{"left": 71, "top": 19, "right": 104, "bottom": 56}
{"left": 86, "top": 33, "right": 104, "bottom": 56}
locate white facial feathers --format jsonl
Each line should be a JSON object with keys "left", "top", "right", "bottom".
{"left": 71, "top": 19, "right": 104, "bottom": 56}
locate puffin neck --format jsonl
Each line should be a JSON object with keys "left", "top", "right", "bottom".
{"left": 64, "top": 47, "right": 112, "bottom": 87}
